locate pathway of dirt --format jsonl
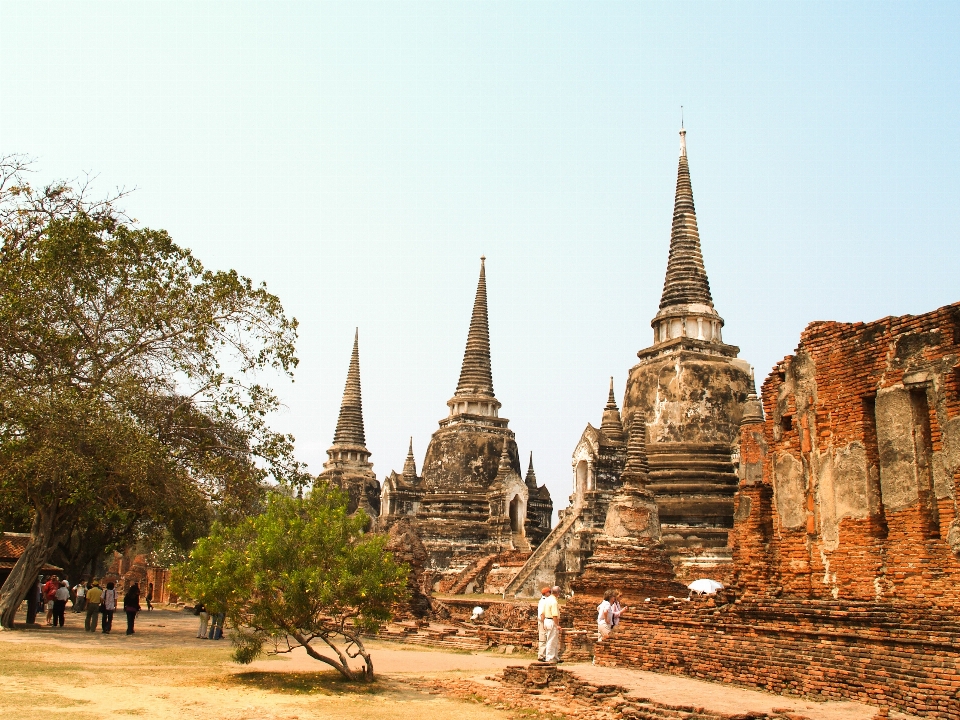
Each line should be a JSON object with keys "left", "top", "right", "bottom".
{"left": 0, "top": 606, "right": 914, "bottom": 719}
{"left": 0, "top": 608, "right": 514, "bottom": 720}
{"left": 567, "top": 663, "right": 918, "bottom": 720}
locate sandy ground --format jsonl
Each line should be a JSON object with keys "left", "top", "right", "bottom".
{"left": 0, "top": 607, "right": 517, "bottom": 720}
{"left": 0, "top": 606, "right": 916, "bottom": 719}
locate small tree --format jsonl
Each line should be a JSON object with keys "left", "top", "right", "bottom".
{"left": 172, "top": 485, "right": 407, "bottom": 681}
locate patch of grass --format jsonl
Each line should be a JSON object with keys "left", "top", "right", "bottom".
{"left": 225, "top": 671, "right": 387, "bottom": 696}
{"left": 510, "top": 710, "right": 565, "bottom": 720}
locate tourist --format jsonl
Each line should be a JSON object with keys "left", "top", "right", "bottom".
{"left": 73, "top": 580, "right": 87, "bottom": 613}
{"left": 123, "top": 583, "right": 141, "bottom": 635}
{"left": 145, "top": 582, "right": 154, "bottom": 611}
{"left": 195, "top": 601, "right": 209, "bottom": 639}
{"left": 597, "top": 589, "right": 615, "bottom": 640}
{"left": 611, "top": 590, "right": 626, "bottom": 628}
{"left": 100, "top": 581, "right": 117, "bottom": 633}
{"left": 85, "top": 581, "right": 102, "bottom": 632}
{"left": 25, "top": 576, "right": 42, "bottom": 624}
{"left": 541, "top": 586, "right": 560, "bottom": 663}
{"left": 536, "top": 587, "right": 550, "bottom": 661}
{"left": 551, "top": 585, "right": 564, "bottom": 662}
{"left": 208, "top": 610, "right": 225, "bottom": 640}
{"left": 52, "top": 580, "right": 70, "bottom": 628}
{"left": 42, "top": 575, "right": 59, "bottom": 625}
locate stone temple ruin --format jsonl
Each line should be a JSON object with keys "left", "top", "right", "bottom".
{"left": 316, "top": 329, "right": 381, "bottom": 519}
{"left": 317, "top": 258, "right": 554, "bottom": 593}
{"left": 315, "top": 127, "right": 960, "bottom": 718}
{"left": 379, "top": 257, "right": 554, "bottom": 592}
{"left": 506, "top": 126, "right": 752, "bottom": 597}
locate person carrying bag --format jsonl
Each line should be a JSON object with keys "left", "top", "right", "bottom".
{"left": 123, "top": 583, "right": 141, "bottom": 635}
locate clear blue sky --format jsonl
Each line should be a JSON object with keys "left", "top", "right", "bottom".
{"left": 2, "top": 2, "right": 958, "bottom": 516}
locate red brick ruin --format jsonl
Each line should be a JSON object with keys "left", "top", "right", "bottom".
{"left": 585, "top": 302, "right": 960, "bottom": 719}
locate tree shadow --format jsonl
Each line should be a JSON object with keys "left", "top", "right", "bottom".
{"left": 225, "top": 670, "right": 387, "bottom": 696}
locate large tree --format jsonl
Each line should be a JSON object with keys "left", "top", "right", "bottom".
{"left": 0, "top": 157, "right": 300, "bottom": 627}
{"left": 172, "top": 486, "right": 407, "bottom": 681}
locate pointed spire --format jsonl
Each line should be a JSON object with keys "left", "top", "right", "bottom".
{"left": 600, "top": 377, "right": 625, "bottom": 443}
{"left": 454, "top": 257, "right": 496, "bottom": 399}
{"left": 525, "top": 451, "right": 538, "bottom": 489}
{"left": 403, "top": 437, "right": 418, "bottom": 479}
{"left": 332, "top": 329, "right": 367, "bottom": 447}
{"left": 622, "top": 411, "right": 650, "bottom": 485}
{"left": 659, "top": 127, "right": 714, "bottom": 310}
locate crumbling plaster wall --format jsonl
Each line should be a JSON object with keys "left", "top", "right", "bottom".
{"left": 623, "top": 351, "right": 752, "bottom": 445}
{"left": 759, "top": 303, "right": 960, "bottom": 603}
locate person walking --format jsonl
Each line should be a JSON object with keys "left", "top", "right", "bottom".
{"left": 145, "top": 583, "right": 154, "bottom": 611}
{"left": 25, "top": 577, "right": 42, "bottom": 624}
{"left": 536, "top": 587, "right": 551, "bottom": 661}
{"left": 597, "top": 590, "right": 613, "bottom": 641}
{"left": 100, "top": 582, "right": 117, "bottom": 633}
{"left": 611, "top": 590, "right": 626, "bottom": 629}
{"left": 52, "top": 580, "right": 70, "bottom": 628}
{"left": 85, "top": 581, "right": 102, "bottom": 632}
{"left": 42, "top": 575, "right": 59, "bottom": 625}
{"left": 541, "top": 586, "right": 561, "bottom": 663}
{"left": 73, "top": 580, "right": 87, "bottom": 613}
{"left": 123, "top": 583, "right": 141, "bottom": 635}
{"left": 195, "top": 602, "right": 209, "bottom": 639}
{"left": 208, "top": 611, "right": 225, "bottom": 640}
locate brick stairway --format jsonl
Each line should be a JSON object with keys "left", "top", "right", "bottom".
{"left": 378, "top": 620, "right": 490, "bottom": 652}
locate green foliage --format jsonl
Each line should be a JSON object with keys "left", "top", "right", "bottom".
{"left": 172, "top": 485, "right": 408, "bottom": 680}
{"left": 0, "top": 155, "right": 303, "bottom": 626}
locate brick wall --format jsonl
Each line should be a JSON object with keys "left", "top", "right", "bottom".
{"left": 595, "top": 598, "right": 960, "bottom": 718}
{"left": 595, "top": 302, "right": 960, "bottom": 718}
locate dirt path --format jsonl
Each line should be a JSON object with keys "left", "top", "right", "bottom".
{"left": 0, "top": 608, "right": 515, "bottom": 720}
{"left": 567, "top": 663, "right": 917, "bottom": 720}
{"left": 0, "top": 607, "right": 913, "bottom": 719}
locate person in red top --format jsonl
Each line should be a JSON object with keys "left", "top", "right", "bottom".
{"left": 42, "top": 575, "right": 59, "bottom": 626}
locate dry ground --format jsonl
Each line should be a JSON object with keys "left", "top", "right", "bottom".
{"left": 0, "top": 606, "right": 916, "bottom": 719}
{"left": 0, "top": 607, "right": 521, "bottom": 720}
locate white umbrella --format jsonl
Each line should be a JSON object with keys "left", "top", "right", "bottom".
{"left": 687, "top": 578, "right": 724, "bottom": 595}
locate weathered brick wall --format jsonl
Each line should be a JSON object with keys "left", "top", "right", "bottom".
{"left": 596, "top": 599, "right": 960, "bottom": 718}
{"left": 757, "top": 302, "right": 960, "bottom": 604}
{"left": 595, "top": 302, "right": 960, "bottom": 718}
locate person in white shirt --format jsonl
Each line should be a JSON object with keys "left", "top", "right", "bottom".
{"left": 540, "top": 587, "right": 561, "bottom": 663}
{"left": 597, "top": 589, "right": 614, "bottom": 640}
{"left": 100, "top": 582, "right": 117, "bottom": 633}
{"left": 611, "top": 590, "right": 626, "bottom": 628}
{"left": 52, "top": 581, "right": 70, "bottom": 628}
{"left": 73, "top": 581, "right": 87, "bottom": 613}
{"left": 536, "top": 588, "right": 550, "bottom": 661}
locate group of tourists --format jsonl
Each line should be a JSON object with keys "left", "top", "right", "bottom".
{"left": 596, "top": 588, "right": 625, "bottom": 640}
{"left": 34, "top": 575, "right": 153, "bottom": 636}
{"left": 192, "top": 602, "right": 226, "bottom": 640}
{"left": 534, "top": 585, "right": 626, "bottom": 664}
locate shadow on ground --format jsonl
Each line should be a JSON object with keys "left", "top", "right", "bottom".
{"left": 226, "top": 670, "right": 389, "bottom": 696}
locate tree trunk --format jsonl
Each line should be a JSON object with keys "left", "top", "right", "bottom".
{"left": 0, "top": 502, "right": 58, "bottom": 629}
{"left": 291, "top": 630, "right": 359, "bottom": 681}
{"left": 342, "top": 630, "right": 374, "bottom": 681}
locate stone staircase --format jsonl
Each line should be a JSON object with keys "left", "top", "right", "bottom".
{"left": 503, "top": 508, "right": 581, "bottom": 597}
{"left": 447, "top": 554, "right": 499, "bottom": 595}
